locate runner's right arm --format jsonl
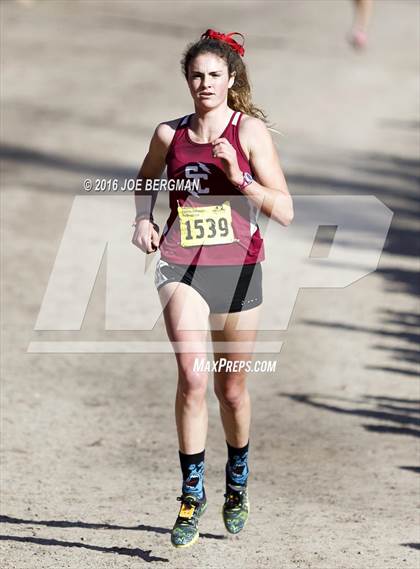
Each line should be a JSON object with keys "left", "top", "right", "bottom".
{"left": 132, "top": 122, "right": 176, "bottom": 254}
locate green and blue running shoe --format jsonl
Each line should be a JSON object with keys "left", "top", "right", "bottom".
{"left": 222, "top": 485, "right": 250, "bottom": 534}
{"left": 171, "top": 493, "right": 207, "bottom": 548}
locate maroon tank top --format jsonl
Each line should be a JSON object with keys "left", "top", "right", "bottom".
{"left": 159, "top": 109, "right": 265, "bottom": 266}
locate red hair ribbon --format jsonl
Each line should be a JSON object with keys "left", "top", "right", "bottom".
{"left": 201, "top": 29, "right": 245, "bottom": 57}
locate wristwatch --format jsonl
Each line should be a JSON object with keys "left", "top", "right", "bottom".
{"left": 235, "top": 171, "right": 253, "bottom": 192}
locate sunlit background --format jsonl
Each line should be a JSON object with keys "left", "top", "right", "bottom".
{"left": 1, "top": 1, "right": 419, "bottom": 567}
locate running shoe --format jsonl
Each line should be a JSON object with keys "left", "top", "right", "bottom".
{"left": 171, "top": 493, "right": 207, "bottom": 548}
{"left": 222, "top": 484, "right": 250, "bottom": 534}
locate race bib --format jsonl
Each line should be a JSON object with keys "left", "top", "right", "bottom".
{"left": 178, "top": 200, "right": 236, "bottom": 248}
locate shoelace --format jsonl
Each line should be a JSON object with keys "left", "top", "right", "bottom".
{"left": 176, "top": 495, "right": 200, "bottom": 525}
{"left": 224, "top": 491, "right": 243, "bottom": 509}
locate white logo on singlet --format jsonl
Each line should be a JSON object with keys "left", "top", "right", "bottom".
{"left": 185, "top": 162, "right": 211, "bottom": 196}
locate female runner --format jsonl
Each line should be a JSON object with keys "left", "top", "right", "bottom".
{"left": 132, "top": 29, "right": 293, "bottom": 548}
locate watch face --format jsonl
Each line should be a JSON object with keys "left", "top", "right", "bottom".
{"left": 244, "top": 172, "right": 253, "bottom": 184}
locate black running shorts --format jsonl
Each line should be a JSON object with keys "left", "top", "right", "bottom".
{"left": 154, "top": 259, "right": 263, "bottom": 314}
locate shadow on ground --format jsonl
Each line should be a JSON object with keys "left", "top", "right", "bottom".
{"left": 0, "top": 513, "right": 226, "bottom": 561}
{"left": 278, "top": 393, "right": 420, "bottom": 439}
{"left": 294, "top": 138, "right": 419, "bottom": 379}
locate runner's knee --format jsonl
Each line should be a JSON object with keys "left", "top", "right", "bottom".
{"left": 177, "top": 356, "right": 208, "bottom": 402}
{"left": 214, "top": 381, "right": 248, "bottom": 410}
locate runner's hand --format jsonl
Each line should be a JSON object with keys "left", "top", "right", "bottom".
{"left": 211, "top": 137, "right": 242, "bottom": 186}
{"left": 132, "top": 219, "right": 160, "bottom": 254}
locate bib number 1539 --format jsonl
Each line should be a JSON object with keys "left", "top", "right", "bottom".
{"left": 178, "top": 200, "right": 236, "bottom": 247}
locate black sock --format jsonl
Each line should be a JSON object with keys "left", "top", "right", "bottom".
{"left": 179, "top": 449, "right": 205, "bottom": 500}
{"left": 226, "top": 440, "right": 249, "bottom": 489}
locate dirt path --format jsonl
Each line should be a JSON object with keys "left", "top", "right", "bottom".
{"left": 1, "top": 1, "right": 419, "bottom": 568}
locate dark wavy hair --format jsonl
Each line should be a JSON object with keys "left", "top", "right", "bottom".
{"left": 181, "top": 35, "right": 267, "bottom": 122}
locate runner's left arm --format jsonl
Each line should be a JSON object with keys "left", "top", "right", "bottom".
{"left": 234, "top": 117, "right": 293, "bottom": 226}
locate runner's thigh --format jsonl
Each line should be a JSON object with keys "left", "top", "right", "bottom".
{"left": 158, "top": 282, "right": 210, "bottom": 365}
{"left": 210, "top": 305, "right": 262, "bottom": 370}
